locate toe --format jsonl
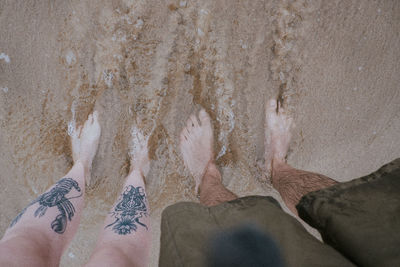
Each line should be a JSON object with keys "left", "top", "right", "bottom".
{"left": 190, "top": 114, "right": 199, "bottom": 128}
{"left": 266, "top": 99, "right": 277, "bottom": 114}
{"left": 93, "top": 111, "right": 99, "bottom": 122}
{"left": 184, "top": 127, "right": 191, "bottom": 138}
{"left": 84, "top": 115, "right": 91, "bottom": 129}
{"left": 199, "top": 109, "right": 211, "bottom": 126}
{"left": 278, "top": 101, "right": 290, "bottom": 117}
{"left": 76, "top": 126, "right": 82, "bottom": 138}
{"left": 186, "top": 117, "right": 194, "bottom": 132}
{"left": 180, "top": 126, "right": 190, "bottom": 139}
{"left": 180, "top": 131, "right": 187, "bottom": 142}
{"left": 179, "top": 126, "right": 186, "bottom": 138}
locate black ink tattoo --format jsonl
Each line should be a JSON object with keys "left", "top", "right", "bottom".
{"left": 10, "top": 178, "right": 82, "bottom": 234}
{"left": 105, "top": 185, "right": 148, "bottom": 235}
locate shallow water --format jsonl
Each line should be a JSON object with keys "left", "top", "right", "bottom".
{"left": 0, "top": 0, "right": 399, "bottom": 266}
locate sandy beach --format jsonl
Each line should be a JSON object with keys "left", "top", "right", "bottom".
{"left": 0, "top": 0, "right": 399, "bottom": 266}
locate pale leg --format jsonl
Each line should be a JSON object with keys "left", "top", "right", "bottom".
{"left": 0, "top": 112, "right": 101, "bottom": 267}
{"left": 86, "top": 126, "right": 151, "bottom": 267}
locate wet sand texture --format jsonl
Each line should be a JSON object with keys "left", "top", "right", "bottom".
{"left": 0, "top": 0, "right": 399, "bottom": 266}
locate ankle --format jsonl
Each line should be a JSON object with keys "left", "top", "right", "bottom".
{"left": 129, "top": 167, "right": 143, "bottom": 177}
{"left": 271, "top": 159, "right": 287, "bottom": 186}
{"left": 199, "top": 162, "right": 222, "bottom": 190}
{"left": 205, "top": 162, "right": 221, "bottom": 179}
{"left": 128, "top": 168, "right": 146, "bottom": 184}
{"left": 76, "top": 158, "right": 91, "bottom": 169}
{"left": 272, "top": 158, "right": 286, "bottom": 170}
{"left": 71, "top": 160, "right": 91, "bottom": 185}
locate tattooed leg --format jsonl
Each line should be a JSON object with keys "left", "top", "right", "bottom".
{"left": 87, "top": 125, "right": 151, "bottom": 267}
{"left": 264, "top": 99, "right": 337, "bottom": 215}
{"left": 0, "top": 112, "right": 101, "bottom": 267}
{"left": 180, "top": 109, "right": 237, "bottom": 206}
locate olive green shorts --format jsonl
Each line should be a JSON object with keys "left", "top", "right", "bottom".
{"left": 159, "top": 158, "right": 400, "bottom": 267}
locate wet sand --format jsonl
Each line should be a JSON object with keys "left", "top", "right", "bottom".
{"left": 0, "top": 0, "right": 399, "bottom": 266}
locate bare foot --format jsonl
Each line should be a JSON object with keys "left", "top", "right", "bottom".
{"left": 129, "top": 125, "right": 150, "bottom": 177}
{"left": 71, "top": 111, "right": 101, "bottom": 184}
{"left": 264, "top": 99, "right": 293, "bottom": 176}
{"left": 180, "top": 109, "right": 215, "bottom": 193}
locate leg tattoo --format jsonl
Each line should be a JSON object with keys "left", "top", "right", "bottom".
{"left": 105, "top": 185, "right": 149, "bottom": 235}
{"left": 10, "top": 178, "right": 82, "bottom": 234}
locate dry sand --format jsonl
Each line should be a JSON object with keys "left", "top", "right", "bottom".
{"left": 0, "top": 0, "right": 399, "bottom": 266}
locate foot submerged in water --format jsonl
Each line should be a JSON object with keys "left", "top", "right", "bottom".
{"left": 264, "top": 99, "right": 293, "bottom": 177}
{"left": 180, "top": 109, "right": 215, "bottom": 193}
{"left": 129, "top": 125, "right": 151, "bottom": 178}
{"left": 71, "top": 111, "right": 101, "bottom": 185}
